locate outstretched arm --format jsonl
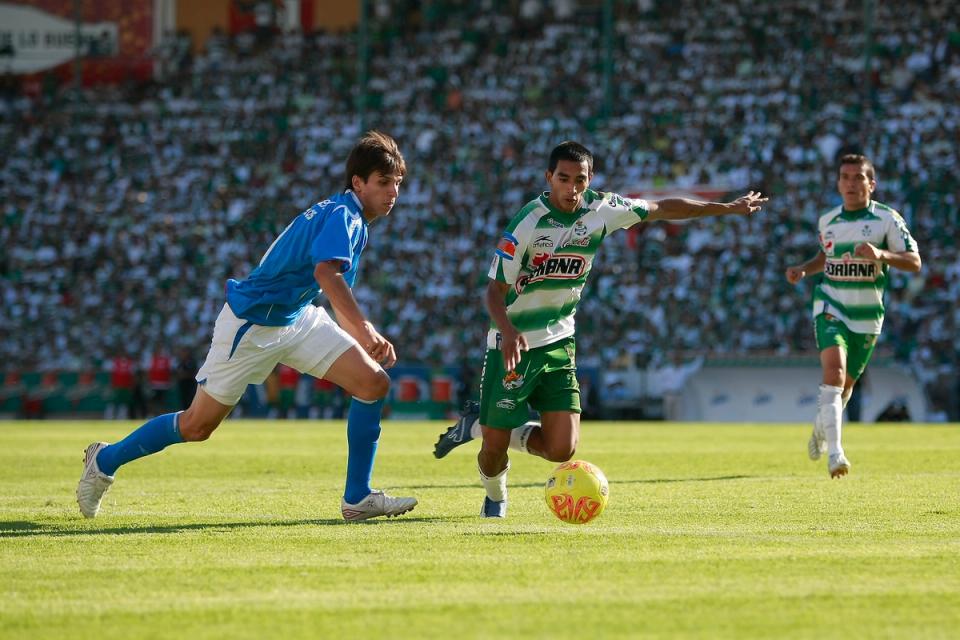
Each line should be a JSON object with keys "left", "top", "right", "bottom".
{"left": 785, "top": 251, "right": 826, "bottom": 284}
{"left": 314, "top": 260, "right": 397, "bottom": 368}
{"left": 645, "top": 191, "right": 767, "bottom": 222}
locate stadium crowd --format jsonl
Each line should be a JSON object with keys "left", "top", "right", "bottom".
{"left": 1, "top": 0, "right": 958, "bottom": 418}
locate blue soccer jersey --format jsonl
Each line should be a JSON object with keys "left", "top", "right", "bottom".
{"left": 225, "top": 190, "right": 368, "bottom": 326}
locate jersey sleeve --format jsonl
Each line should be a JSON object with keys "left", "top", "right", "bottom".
{"left": 884, "top": 210, "right": 918, "bottom": 254}
{"left": 310, "top": 205, "right": 353, "bottom": 272}
{"left": 600, "top": 192, "right": 649, "bottom": 231}
{"left": 487, "top": 214, "right": 533, "bottom": 286}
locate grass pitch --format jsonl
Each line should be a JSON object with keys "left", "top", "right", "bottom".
{"left": 1, "top": 420, "right": 958, "bottom": 639}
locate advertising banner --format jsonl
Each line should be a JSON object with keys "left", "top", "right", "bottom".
{"left": 0, "top": 0, "right": 152, "bottom": 83}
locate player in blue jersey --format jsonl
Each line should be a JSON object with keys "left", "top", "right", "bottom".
{"left": 77, "top": 131, "right": 417, "bottom": 521}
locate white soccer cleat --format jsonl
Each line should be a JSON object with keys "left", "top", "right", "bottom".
{"left": 828, "top": 453, "right": 851, "bottom": 478}
{"left": 807, "top": 424, "right": 827, "bottom": 460}
{"left": 76, "top": 442, "right": 115, "bottom": 518}
{"left": 341, "top": 490, "right": 418, "bottom": 522}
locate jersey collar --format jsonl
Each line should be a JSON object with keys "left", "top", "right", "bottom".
{"left": 840, "top": 200, "right": 872, "bottom": 217}
{"left": 344, "top": 189, "right": 363, "bottom": 213}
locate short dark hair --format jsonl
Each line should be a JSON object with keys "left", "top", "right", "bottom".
{"left": 548, "top": 141, "right": 594, "bottom": 174}
{"left": 345, "top": 130, "right": 406, "bottom": 190}
{"left": 839, "top": 153, "right": 875, "bottom": 181}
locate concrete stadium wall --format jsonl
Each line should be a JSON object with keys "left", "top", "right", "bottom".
{"left": 678, "top": 365, "right": 926, "bottom": 423}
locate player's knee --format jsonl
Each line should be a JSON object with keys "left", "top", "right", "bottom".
{"left": 354, "top": 371, "right": 390, "bottom": 402}
{"left": 178, "top": 412, "right": 219, "bottom": 442}
{"left": 823, "top": 367, "right": 845, "bottom": 387}
{"left": 543, "top": 441, "right": 576, "bottom": 463}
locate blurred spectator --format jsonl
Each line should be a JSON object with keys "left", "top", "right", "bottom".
{"left": 176, "top": 348, "right": 198, "bottom": 410}
{"left": 106, "top": 353, "right": 135, "bottom": 420}
{"left": 1, "top": 371, "right": 25, "bottom": 417}
{"left": 648, "top": 353, "right": 704, "bottom": 421}
{"left": 67, "top": 368, "right": 105, "bottom": 414}
{"left": 277, "top": 363, "right": 299, "bottom": 419}
{"left": 147, "top": 348, "right": 173, "bottom": 414}
{"left": 264, "top": 367, "right": 280, "bottom": 419}
{"left": 130, "top": 367, "right": 149, "bottom": 420}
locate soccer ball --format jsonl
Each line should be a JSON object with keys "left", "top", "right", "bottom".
{"left": 544, "top": 460, "right": 609, "bottom": 524}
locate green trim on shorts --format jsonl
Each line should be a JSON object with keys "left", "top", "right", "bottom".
{"left": 479, "top": 336, "right": 581, "bottom": 430}
{"left": 815, "top": 313, "right": 878, "bottom": 380}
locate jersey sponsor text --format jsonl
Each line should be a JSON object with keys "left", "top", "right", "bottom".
{"left": 824, "top": 259, "right": 878, "bottom": 282}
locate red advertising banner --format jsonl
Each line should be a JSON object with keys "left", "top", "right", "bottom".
{"left": 0, "top": 0, "right": 153, "bottom": 85}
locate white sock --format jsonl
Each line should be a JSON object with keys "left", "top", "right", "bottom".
{"left": 479, "top": 463, "right": 509, "bottom": 502}
{"left": 509, "top": 421, "right": 539, "bottom": 454}
{"left": 819, "top": 384, "right": 844, "bottom": 456}
{"left": 469, "top": 418, "right": 481, "bottom": 440}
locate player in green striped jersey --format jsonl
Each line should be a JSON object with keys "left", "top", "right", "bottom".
{"left": 786, "top": 154, "right": 921, "bottom": 478}
{"left": 434, "top": 141, "right": 767, "bottom": 517}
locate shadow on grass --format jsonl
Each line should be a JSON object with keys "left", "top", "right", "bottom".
{"left": 402, "top": 475, "right": 755, "bottom": 490}
{"left": 0, "top": 515, "right": 445, "bottom": 538}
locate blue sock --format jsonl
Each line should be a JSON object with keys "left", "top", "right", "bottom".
{"left": 343, "top": 397, "right": 383, "bottom": 504}
{"left": 96, "top": 412, "right": 184, "bottom": 476}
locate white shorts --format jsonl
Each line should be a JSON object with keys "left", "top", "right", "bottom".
{"left": 195, "top": 303, "right": 357, "bottom": 406}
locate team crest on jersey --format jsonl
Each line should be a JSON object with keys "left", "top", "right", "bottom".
{"left": 502, "top": 371, "right": 524, "bottom": 390}
{"left": 574, "top": 220, "right": 589, "bottom": 236}
{"left": 496, "top": 233, "right": 518, "bottom": 261}
{"left": 861, "top": 225, "right": 873, "bottom": 237}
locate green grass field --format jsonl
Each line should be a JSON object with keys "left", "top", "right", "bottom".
{"left": 1, "top": 420, "right": 958, "bottom": 639}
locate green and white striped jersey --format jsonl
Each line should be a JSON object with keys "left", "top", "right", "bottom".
{"left": 487, "top": 189, "right": 648, "bottom": 349}
{"left": 813, "top": 200, "right": 918, "bottom": 335}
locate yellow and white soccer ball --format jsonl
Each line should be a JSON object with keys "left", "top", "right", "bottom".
{"left": 544, "top": 460, "right": 609, "bottom": 524}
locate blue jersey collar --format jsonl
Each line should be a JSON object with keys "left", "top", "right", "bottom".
{"left": 345, "top": 189, "right": 363, "bottom": 212}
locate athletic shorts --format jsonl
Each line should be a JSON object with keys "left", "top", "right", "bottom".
{"left": 195, "top": 303, "right": 356, "bottom": 406}
{"left": 815, "top": 313, "right": 878, "bottom": 381}
{"left": 479, "top": 336, "right": 581, "bottom": 430}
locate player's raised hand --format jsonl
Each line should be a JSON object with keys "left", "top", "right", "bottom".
{"left": 727, "top": 191, "right": 768, "bottom": 216}
{"left": 785, "top": 265, "right": 805, "bottom": 284}
{"left": 854, "top": 242, "right": 882, "bottom": 261}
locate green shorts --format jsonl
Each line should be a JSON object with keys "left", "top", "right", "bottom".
{"left": 815, "top": 313, "right": 878, "bottom": 381}
{"left": 479, "top": 336, "right": 581, "bottom": 430}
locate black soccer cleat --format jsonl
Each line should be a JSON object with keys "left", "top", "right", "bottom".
{"left": 433, "top": 401, "right": 480, "bottom": 459}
